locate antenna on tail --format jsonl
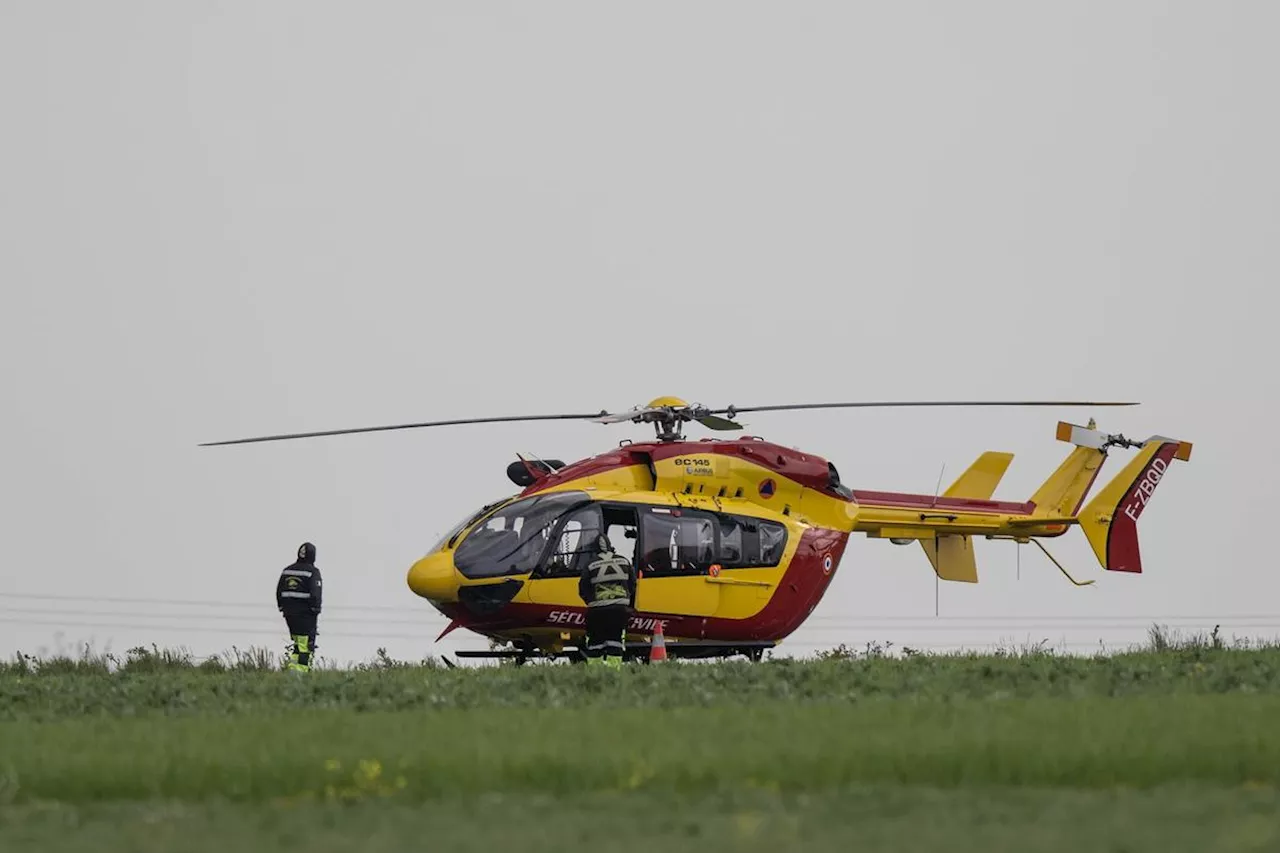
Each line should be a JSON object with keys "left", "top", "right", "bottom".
{"left": 933, "top": 463, "right": 945, "bottom": 615}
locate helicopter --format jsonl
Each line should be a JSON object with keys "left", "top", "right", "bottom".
{"left": 200, "top": 397, "right": 1192, "bottom": 664}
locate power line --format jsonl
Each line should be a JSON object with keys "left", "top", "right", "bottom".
{"left": 777, "top": 641, "right": 1161, "bottom": 652}
{"left": 0, "top": 606, "right": 445, "bottom": 628}
{"left": 5, "top": 592, "right": 1278, "bottom": 624}
{"left": 6, "top": 615, "right": 1277, "bottom": 645}
{"left": 5, "top": 597, "right": 1279, "bottom": 636}
{"left": 0, "top": 592, "right": 425, "bottom": 613}
{"left": 5, "top": 607, "right": 1275, "bottom": 634}
{"left": 791, "top": 622, "right": 1280, "bottom": 633}
{"left": 0, "top": 617, "right": 445, "bottom": 642}
{"left": 805, "top": 613, "right": 1280, "bottom": 622}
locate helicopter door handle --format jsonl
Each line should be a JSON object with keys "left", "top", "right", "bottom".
{"left": 705, "top": 576, "right": 772, "bottom": 588}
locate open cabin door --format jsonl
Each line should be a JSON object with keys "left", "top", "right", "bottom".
{"left": 525, "top": 502, "right": 722, "bottom": 618}
{"left": 526, "top": 502, "right": 602, "bottom": 606}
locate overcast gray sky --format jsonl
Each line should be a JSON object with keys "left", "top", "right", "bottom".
{"left": 2, "top": 2, "right": 1276, "bottom": 666}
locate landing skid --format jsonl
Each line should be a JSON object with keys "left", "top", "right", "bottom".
{"left": 453, "top": 640, "right": 775, "bottom": 665}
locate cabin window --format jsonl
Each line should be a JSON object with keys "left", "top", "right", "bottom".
{"left": 717, "top": 516, "right": 743, "bottom": 564}
{"left": 713, "top": 514, "right": 788, "bottom": 568}
{"left": 638, "top": 507, "right": 716, "bottom": 576}
{"left": 454, "top": 491, "right": 591, "bottom": 579}
{"left": 759, "top": 520, "right": 787, "bottom": 564}
{"left": 538, "top": 504, "right": 604, "bottom": 578}
{"left": 631, "top": 505, "right": 789, "bottom": 574}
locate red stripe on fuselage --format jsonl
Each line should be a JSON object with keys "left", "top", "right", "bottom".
{"left": 850, "top": 490, "right": 1033, "bottom": 515}
{"left": 519, "top": 437, "right": 851, "bottom": 501}
{"left": 519, "top": 445, "right": 656, "bottom": 496}
{"left": 517, "top": 439, "right": 1031, "bottom": 516}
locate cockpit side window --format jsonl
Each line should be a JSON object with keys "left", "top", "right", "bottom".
{"left": 539, "top": 504, "right": 604, "bottom": 578}
{"left": 454, "top": 491, "right": 591, "bottom": 579}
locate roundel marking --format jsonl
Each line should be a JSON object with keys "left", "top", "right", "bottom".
{"left": 822, "top": 554, "right": 833, "bottom": 575}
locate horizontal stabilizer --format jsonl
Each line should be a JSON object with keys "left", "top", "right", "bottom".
{"left": 943, "top": 451, "right": 1014, "bottom": 500}
{"left": 920, "top": 535, "right": 978, "bottom": 583}
{"left": 1079, "top": 436, "right": 1192, "bottom": 573}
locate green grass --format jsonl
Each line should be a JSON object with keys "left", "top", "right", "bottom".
{"left": 4, "top": 695, "right": 1280, "bottom": 801}
{"left": 5, "top": 629, "right": 1280, "bottom": 722}
{"left": 3, "top": 634, "right": 1280, "bottom": 851}
{"left": 4, "top": 787, "right": 1280, "bottom": 853}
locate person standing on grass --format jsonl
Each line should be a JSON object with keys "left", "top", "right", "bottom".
{"left": 276, "top": 542, "right": 323, "bottom": 672}
{"left": 577, "top": 534, "right": 636, "bottom": 668}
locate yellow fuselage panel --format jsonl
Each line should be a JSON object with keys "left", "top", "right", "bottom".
{"left": 514, "top": 541, "right": 799, "bottom": 621}
{"left": 646, "top": 454, "right": 859, "bottom": 532}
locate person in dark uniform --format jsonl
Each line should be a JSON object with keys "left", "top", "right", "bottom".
{"left": 577, "top": 534, "right": 636, "bottom": 668}
{"left": 276, "top": 542, "right": 323, "bottom": 672}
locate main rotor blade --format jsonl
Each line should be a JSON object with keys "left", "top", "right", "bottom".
{"left": 199, "top": 399, "right": 1140, "bottom": 447}
{"left": 713, "top": 400, "right": 1138, "bottom": 415}
{"left": 198, "top": 412, "right": 609, "bottom": 447}
{"left": 696, "top": 414, "right": 744, "bottom": 431}
{"left": 591, "top": 407, "right": 659, "bottom": 424}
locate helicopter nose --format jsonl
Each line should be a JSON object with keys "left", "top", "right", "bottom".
{"left": 407, "top": 553, "right": 459, "bottom": 602}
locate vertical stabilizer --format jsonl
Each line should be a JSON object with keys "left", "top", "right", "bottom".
{"left": 943, "top": 451, "right": 1014, "bottom": 500}
{"left": 1029, "top": 421, "right": 1109, "bottom": 517}
{"left": 919, "top": 535, "right": 979, "bottom": 583}
{"left": 1078, "top": 436, "right": 1192, "bottom": 572}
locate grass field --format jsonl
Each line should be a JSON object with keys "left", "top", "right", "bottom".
{"left": 3, "top": 631, "right": 1280, "bottom": 851}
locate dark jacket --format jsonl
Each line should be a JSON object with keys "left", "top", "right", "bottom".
{"left": 277, "top": 543, "right": 323, "bottom": 615}
{"left": 578, "top": 549, "right": 636, "bottom": 609}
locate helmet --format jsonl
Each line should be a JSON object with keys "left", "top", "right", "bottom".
{"left": 297, "top": 542, "right": 316, "bottom": 563}
{"left": 594, "top": 534, "right": 613, "bottom": 555}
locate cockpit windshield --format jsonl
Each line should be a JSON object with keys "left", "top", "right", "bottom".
{"left": 429, "top": 496, "right": 514, "bottom": 554}
{"left": 453, "top": 490, "right": 592, "bottom": 579}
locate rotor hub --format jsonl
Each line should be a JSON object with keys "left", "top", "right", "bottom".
{"left": 624, "top": 399, "right": 728, "bottom": 441}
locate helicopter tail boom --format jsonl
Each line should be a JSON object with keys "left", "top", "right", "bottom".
{"left": 853, "top": 420, "right": 1191, "bottom": 583}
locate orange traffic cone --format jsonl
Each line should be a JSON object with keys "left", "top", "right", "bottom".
{"left": 650, "top": 621, "right": 668, "bottom": 663}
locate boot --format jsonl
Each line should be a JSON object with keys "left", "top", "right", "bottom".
{"left": 288, "top": 634, "right": 311, "bottom": 672}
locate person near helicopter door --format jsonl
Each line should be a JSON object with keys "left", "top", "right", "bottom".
{"left": 276, "top": 542, "right": 323, "bottom": 672}
{"left": 577, "top": 534, "right": 636, "bottom": 668}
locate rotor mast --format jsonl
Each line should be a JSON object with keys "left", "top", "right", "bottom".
{"left": 648, "top": 409, "right": 691, "bottom": 442}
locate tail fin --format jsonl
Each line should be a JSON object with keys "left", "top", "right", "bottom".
{"left": 943, "top": 451, "right": 1014, "bottom": 499}
{"left": 1028, "top": 420, "right": 1109, "bottom": 517}
{"left": 1079, "top": 436, "right": 1192, "bottom": 573}
{"left": 920, "top": 535, "right": 978, "bottom": 583}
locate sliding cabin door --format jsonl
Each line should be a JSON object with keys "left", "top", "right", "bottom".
{"left": 633, "top": 505, "right": 721, "bottom": 617}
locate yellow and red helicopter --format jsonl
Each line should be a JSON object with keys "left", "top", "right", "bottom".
{"left": 201, "top": 397, "right": 1192, "bottom": 663}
